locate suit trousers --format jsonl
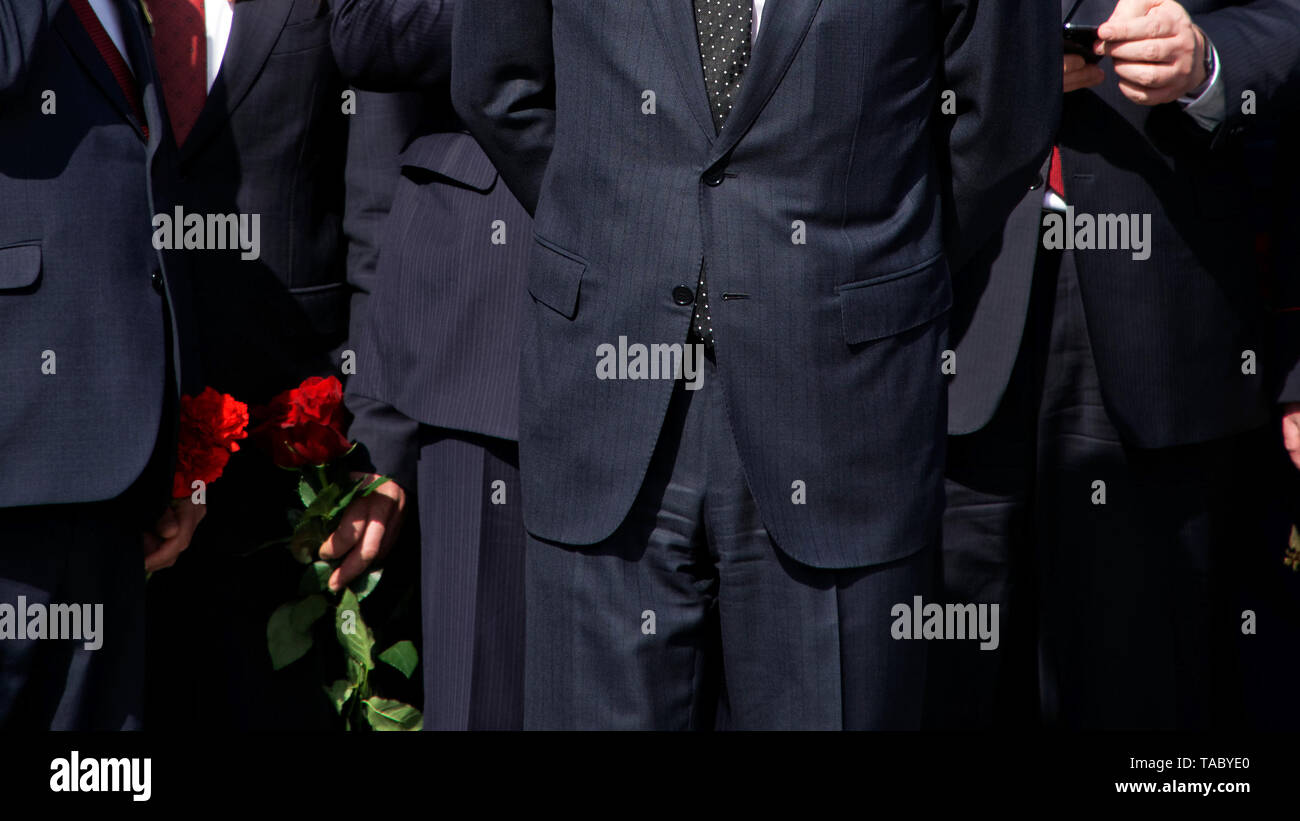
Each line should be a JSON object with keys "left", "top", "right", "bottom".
{"left": 931, "top": 239, "right": 1259, "bottom": 729}
{"left": 416, "top": 429, "right": 526, "bottom": 730}
{"left": 524, "top": 353, "right": 933, "bottom": 730}
{"left": 0, "top": 501, "right": 149, "bottom": 730}
{"left": 2, "top": 318, "right": 173, "bottom": 731}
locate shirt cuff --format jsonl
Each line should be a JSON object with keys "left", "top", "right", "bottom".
{"left": 1179, "top": 41, "right": 1225, "bottom": 132}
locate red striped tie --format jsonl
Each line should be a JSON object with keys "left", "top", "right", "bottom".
{"left": 149, "top": 0, "right": 208, "bottom": 145}
{"left": 67, "top": 0, "right": 149, "bottom": 139}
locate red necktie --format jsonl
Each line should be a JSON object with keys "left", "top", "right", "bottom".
{"left": 1049, "top": 146, "right": 1066, "bottom": 198}
{"left": 150, "top": 0, "right": 207, "bottom": 145}
{"left": 67, "top": 0, "right": 149, "bottom": 138}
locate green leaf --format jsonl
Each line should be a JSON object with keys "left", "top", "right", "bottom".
{"left": 348, "top": 568, "right": 383, "bottom": 601}
{"left": 347, "top": 657, "right": 368, "bottom": 689}
{"left": 323, "top": 679, "right": 353, "bottom": 715}
{"left": 362, "top": 697, "right": 423, "bottom": 731}
{"left": 288, "top": 517, "right": 329, "bottom": 564}
{"left": 302, "top": 482, "right": 343, "bottom": 523}
{"left": 299, "top": 561, "right": 333, "bottom": 595}
{"left": 267, "top": 594, "right": 328, "bottom": 670}
{"left": 335, "top": 588, "right": 375, "bottom": 672}
{"left": 327, "top": 475, "right": 391, "bottom": 522}
{"left": 377, "top": 640, "right": 418, "bottom": 679}
{"left": 298, "top": 476, "right": 317, "bottom": 508}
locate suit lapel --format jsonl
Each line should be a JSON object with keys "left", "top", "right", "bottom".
{"left": 708, "top": 0, "right": 822, "bottom": 165}
{"left": 118, "top": 0, "right": 165, "bottom": 157}
{"left": 181, "top": 0, "right": 294, "bottom": 163}
{"left": 54, "top": 2, "right": 147, "bottom": 139}
{"left": 646, "top": 0, "right": 718, "bottom": 142}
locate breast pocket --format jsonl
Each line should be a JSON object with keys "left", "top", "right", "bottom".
{"left": 0, "top": 243, "right": 41, "bottom": 292}
{"left": 835, "top": 253, "right": 951, "bottom": 345}
{"left": 270, "top": 16, "right": 330, "bottom": 55}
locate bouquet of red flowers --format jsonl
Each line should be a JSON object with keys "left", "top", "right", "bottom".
{"left": 172, "top": 387, "right": 249, "bottom": 501}
{"left": 252, "top": 375, "right": 421, "bottom": 731}
{"left": 251, "top": 375, "right": 386, "bottom": 563}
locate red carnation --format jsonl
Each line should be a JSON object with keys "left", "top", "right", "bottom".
{"left": 172, "top": 387, "right": 250, "bottom": 498}
{"left": 252, "top": 376, "right": 354, "bottom": 468}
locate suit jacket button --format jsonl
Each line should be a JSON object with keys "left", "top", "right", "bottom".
{"left": 1029, "top": 173, "right": 1044, "bottom": 191}
{"left": 672, "top": 285, "right": 695, "bottom": 305}
{"left": 703, "top": 167, "right": 725, "bottom": 187}
{"left": 151, "top": 269, "right": 164, "bottom": 293}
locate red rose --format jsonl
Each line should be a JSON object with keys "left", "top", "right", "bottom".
{"left": 252, "top": 376, "right": 354, "bottom": 468}
{"left": 172, "top": 388, "right": 250, "bottom": 498}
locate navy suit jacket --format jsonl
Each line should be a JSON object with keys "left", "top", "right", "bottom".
{"left": 178, "top": 0, "right": 352, "bottom": 407}
{"left": 0, "top": 0, "right": 193, "bottom": 509}
{"left": 331, "top": 0, "right": 533, "bottom": 491}
{"left": 949, "top": 0, "right": 1300, "bottom": 445}
{"left": 455, "top": 0, "right": 1060, "bottom": 568}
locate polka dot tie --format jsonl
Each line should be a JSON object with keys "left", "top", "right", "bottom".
{"left": 694, "top": 0, "right": 752, "bottom": 131}
{"left": 691, "top": 0, "right": 752, "bottom": 350}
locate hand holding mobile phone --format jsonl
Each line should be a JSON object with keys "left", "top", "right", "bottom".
{"left": 1064, "top": 23, "right": 1103, "bottom": 64}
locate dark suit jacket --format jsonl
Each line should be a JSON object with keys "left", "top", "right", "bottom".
{"left": 146, "top": 80, "right": 425, "bottom": 737}
{"left": 453, "top": 0, "right": 1060, "bottom": 569}
{"left": 331, "top": 0, "right": 533, "bottom": 491}
{"left": 949, "top": 0, "right": 1300, "bottom": 445}
{"left": 1275, "top": 112, "right": 1300, "bottom": 404}
{"left": 0, "top": 0, "right": 192, "bottom": 510}
{"left": 147, "top": 3, "right": 429, "bottom": 733}
{"left": 178, "top": 0, "right": 351, "bottom": 407}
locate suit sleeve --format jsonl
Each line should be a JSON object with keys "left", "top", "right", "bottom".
{"left": 1196, "top": 0, "right": 1300, "bottom": 142}
{"left": 340, "top": 89, "right": 427, "bottom": 488}
{"left": 451, "top": 0, "right": 554, "bottom": 214}
{"left": 1196, "top": 3, "right": 1300, "bottom": 400}
{"left": 330, "top": 0, "right": 453, "bottom": 90}
{"left": 937, "top": 0, "right": 1061, "bottom": 272}
{"left": 345, "top": 393, "right": 422, "bottom": 494}
{"left": 1271, "top": 111, "right": 1300, "bottom": 403}
{"left": 0, "top": 0, "right": 64, "bottom": 94}
{"left": 342, "top": 89, "right": 425, "bottom": 322}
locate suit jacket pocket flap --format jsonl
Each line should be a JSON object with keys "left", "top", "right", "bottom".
{"left": 399, "top": 132, "right": 499, "bottom": 192}
{"left": 837, "top": 254, "right": 951, "bottom": 345}
{"left": 0, "top": 244, "right": 41, "bottom": 290}
{"left": 528, "top": 236, "right": 586, "bottom": 319}
{"left": 287, "top": 281, "right": 351, "bottom": 339}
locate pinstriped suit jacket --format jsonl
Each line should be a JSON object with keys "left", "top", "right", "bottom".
{"left": 454, "top": 0, "right": 1060, "bottom": 568}
{"left": 332, "top": 0, "right": 532, "bottom": 487}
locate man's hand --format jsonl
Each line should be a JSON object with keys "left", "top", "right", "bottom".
{"left": 1283, "top": 404, "right": 1300, "bottom": 471}
{"left": 143, "top": 500, "right": 207, "bottom": 572}
{"left": 319, "top": 473, "right": 407, "bottom": 593}
{"left": 1097, "top": 0, "right": 1208, "bottom": 105}
{"left": 1065, "top": 54, "right": 1105, "bottom": 93}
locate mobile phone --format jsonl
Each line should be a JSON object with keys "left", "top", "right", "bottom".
{"left": 1064, "top": 23, "right": 1103, "bottom": 64}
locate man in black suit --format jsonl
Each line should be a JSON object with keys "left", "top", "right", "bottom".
{"left": 0, "top": 0, "right": 198, "bottom": 730}
{"left": 935, "top": 0, "right": 1300, "bottom": 729}
{"left": 143, "top": 0, "right": 407, "bottom": 729}
{"left": 324, "top": 0, "right": 531, "bottom": 730}
{"left": 454, "top": 1, "right": 1059, "bottom": 728}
